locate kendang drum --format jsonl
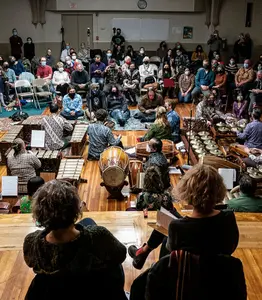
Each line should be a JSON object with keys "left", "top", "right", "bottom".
{"left": 99, "top": 146, "right": 129, "bottom": 200}
{"left": 129, "top": 160, "right": 144, "bottom": 193}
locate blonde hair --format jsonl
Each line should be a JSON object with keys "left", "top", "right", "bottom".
{"left": 174, "top": 164, "right": 226, "bottom": 213}
{"left": 57, "top": 62, "right": 63, "bottom": 68}
{"left": 155, "top": 106, "right": 170, "bottom": 128}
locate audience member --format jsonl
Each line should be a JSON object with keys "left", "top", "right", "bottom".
{"left": 86, "top": 83, "right": 107, "bottom": 120}
{"left": 42, "top": 103, "right": 73, "bottom": 150}
{"left": 46, "top": 49, "right": 55, "bottom": 68}
{"left": 139, "top": 56, "right": 158, "bottom": 85}
{"left": 70, "top": 51, "right": 82, "bottom": 70}
{"left": 121, "top": 56, "right": 131, "bottom": 73}
{"left": 71, "top": 63, "right": 89, "bottom": 92}
{"left": 135, "top": 47, "right": 146, "bottom": 67}
{"left": 111, "top": 28, "right": 125, "bottom": 49}
{"left": 36, "top": 57, "right": 53, "bottom": 82}
{"left": 103, "top": 49, "right": 113, "bottom": 66}
{"left": 165, "top": 99, "right": 180, "bottom": 142}
{"left": 9, "top": 56, "right": 25, "bottom": 77}
{"left": 254, "top": 54, "right": 262, "bottom": 71}
{"left": 225, "top": 56, "right": 239, "bottom": 87}
{"left": 112, "top": 45, "right": 125, "bottom": 65}
{"left": 60, "top": 42, "right": 71, "bottom": 63}
{"left": 249, "top": 70, "right": 262, "bottom": 113}
{"left": 52, "top": 62, "right": 70, "bottom": 97}
{"left": 233, "top": 94, "right": 248, "bottom": 119}
{"left": 0, "top": 67, "right": 8, "bottom": 108}
{"left": 3, "top": 62, "right": 16, "bottom": 97}
{"left": 191, "top": 45, "right": 208, "bottom": 66}
{"left": 163, "top": 48, "right": 174, "bottom": 65}
{"left": 156, "top": 41, "right": 168, "bottom": 61}
{"left": 235, "top": 59, "right": 255, "bottom": 98}
{"left": 23, "top": 37, "right": 35, "bottom": 61}
{"left": 77, "top": 42, "right": 89, "bottom": 68}
{"left": 87, "top": 109, "right": 122, "bottom": 160}
{"left": 23, "top": 180, "right": 127, "bottom": 300}
{"left": 0, "top": 56, "right": 3, "bottom": 67}
{"left": 142, "top": 106, "right": 171, "bottom": 141}
{"left": 61, "top": 87, "right": 84, "bottom": 120}
{"left": 9, "top": 28, "right": 23, "bottom": 60}
{"left": 90, "top": 55, "right": 106, "bottom": 86}
{"left": 178, "top": 67, "right": 195, "bottom": 103}
{"left": 211, "top": 59, "right": 219, "bottom": 72}
{"left": 123, "top": 62, "right": 140, "bottom": 106}
{"left": 103, "top": 59, "right": 122, "bottom": 94}
{"left": 174, "top": 49, "right": 190, "bottom": 75}
{"left": 158, "top": 62, "right": 175, "bottom": 99}
{"left": 126, "top": 45, "right": 136, "bottom": 62}
{"left": 192, "top": 59, "right": 215, "bottom": 102}
{"left": 207, "top": 30, "right": 222, "bottom": 61}
{"left": 214, "top": 64, "right": 227, "bottom": 95}
{"left": 228, "top": 174, "right": 262, "bottom": 212}
{"left": 7, "top": 138, "right": 41, "bottom": 184}
{"left": 172, "top": 42, "right": 186, "bottom": 57}
{"left": 64, "top": 56, "right": 74, "bottom": 75}
{"left": 106, "top": 85, "right": 130, "bottom": 127}
{"left": 20, "top": 176, "right": 45, "bottom": 214}
{"left": 135, "top": 89, "right": 164, "bottom": 123}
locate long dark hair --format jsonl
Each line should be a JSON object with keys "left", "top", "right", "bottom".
{"left": 162, "top": 61, "right": 172, "bottom": 78}
{"left": 143, "top": 166, "right": 165, "bottom": 193}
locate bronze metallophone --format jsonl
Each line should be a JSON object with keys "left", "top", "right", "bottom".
{"left": 67, "top": 124, "right": 88, "bottom": 157}
{"left": 56, "top": 158, "right": 85, "bottom": 187}
{"left": 0, "top": 125, "right": 23, "bottom": 165}
{"left": 22, "top": 115, "right": 45, "bottom": 143}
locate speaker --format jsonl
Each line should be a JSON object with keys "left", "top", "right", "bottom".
{"left": 245, "top": 2, "right": 253, "bottom": 27}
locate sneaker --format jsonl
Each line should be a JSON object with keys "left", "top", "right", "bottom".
{"left": 128, "top": 243, "right": 151, "bottom": 270}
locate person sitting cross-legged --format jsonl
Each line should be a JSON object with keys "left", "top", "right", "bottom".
{"left": 106, "top": 85, "right": 130, "bottom": 127}
{"left": 122, "top": 62, "right": 140, "bottom": 106}
{"left": 71, "top": 63, "right": 89, "bottom": 93}
{"left": 61, "top": 87, "right": 84, "bottom": 120}
{"left": 135, "top": 89, "right": 164, "bottom": 123}
{"left": 227, "top": 174, "right": 262, "bottom": 213}
{"left": 23, "top": 180, "right": 127, "bottom": 300}
{"left": 86, "top": 83, "right": 107, "bottom": 121}
{"left": 87, "top": 109, "right": 122, "bottom": 160}
{"left": 192, "top": 59, "right": 215, "bottom": 103}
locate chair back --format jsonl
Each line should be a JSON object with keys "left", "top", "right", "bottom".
{"left": 15, "top": 80, "right": 31, "bottom": 88}
{"left": 32, "top": 78, "right": 48, "bottom": 88}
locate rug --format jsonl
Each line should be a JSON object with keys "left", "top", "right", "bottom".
{"left": 0, "top": 102, "right": 47, "bottom": 119}
{"left": 109, "top": 109, "right": 153, "bottom": 131}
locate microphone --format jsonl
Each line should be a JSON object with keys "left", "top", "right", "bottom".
{"left": 87, "top": 28, "right": 91, "bottom": 36}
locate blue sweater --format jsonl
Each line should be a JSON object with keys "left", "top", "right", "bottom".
{"left": 195, "top": 68, "right": 215, "bottom": 88}
{"left": 10, "top": 61, "right": 25, "bottom": 76}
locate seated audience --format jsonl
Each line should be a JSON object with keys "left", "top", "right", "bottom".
{"left": 135, "top": 89, "right": 164, "bottom": 123}
{"left": 86, "top": 83, "right": 107, "bottom": 120}
{"left": 254, "top": 54, "right": 262, "bottom": 71}
{"left": 71, "top": 63, "right": 89, "bottom": 92}
{"left": 211, "top": 59, "right": 219, "bottom": 72}
{"left": 7, "top": 138, "right": 41, "bottom": 184}
{"left": 233, "top": 94, "right": 248, "bottom": 119}
{"left": 178, "top": 67, "right": 195, "bottom": 103}
{"left": 0, "top": 67, "right": 8, "bottom": 108}
{"left": 165, "top": 99, "right": 180, "bottom": 143}
{"left": 46, "top": 49, "right": 55, "bottom": 68}
{"left": 70, "top": 51, "right": 82, "bottom": 70}
{"left": 228, "top": 174, "right": 262, "bottom": 212}
{"left": 123, "top": 62, "right": 140, "bottom": 106}
{"left": 142, "top": 106, "right": 171, "bottom": 141}
{"left": 23, "top": 180, "right": 127, "bottom": 300}
{"left": 139, "top": 56, "right": 158, "bottom": 85}
{"left": 90, "top": 55, "right": 106, "bottom": 86}
{"left": 136, "top": 166, "right": 173, "bottom": 211}
{"left": 61, "top": 87, "right": 84, "bottom": 120}
{"left": 249, "top": 70, "right": 262, "bottom": 113}
{"left": 163, "top": 49, "right": 174, "bottom": 65}
{"left": 121, "top": 56, "right": 131, "bottom": 73}
{"left": 174, "top": 49, "right": 190, "bottom": 75}
{"left": 77, "top": 42, "right": 89, "bottom": 68}
{"left": 106, "top": 86, "right": 130, "bottom": 127}
{"left": 135, "top": 47, "right": 146, "bottom": 67}
{"left": 143, "top": 138, "right": 170, "bottom": 190}
{"left": 103, "top": 59, "right": 122, "bottom": 94}
{"left": 60, "top": 43, "right": 71, "bottom": 63}
{"left": 192, "top": 59, "right": 215, "bottom": 102}
{"left": 36, "top": 57, "right": 53, "bottom": 83}
{"left": 156, "top": 41, "right": 168, "bottom": 62}
{"left": 158, "top": 62, "right": 175, "bottom": 99}
{"left": 112, "top": 45, "right": 125, "bottom": 65}
{"left": 235, "top": 59, "right": 255, "bottom": 98}
{"left": 52, "top": 62, "right": 70, "bottom": 97}
{"left": 42, "top": 103, "right": 73, "bottom": 150}
{"left": 103, "top": 49, "right": 113, "bottom": 66}
{"left": 225, "top": 56, "right": 239, "bottom": 88}
{"left": 9, "top": 56, "right": 25, "bottom": 77}
{"left": 214, "top": 64, "right": 227, "bottom": 95}
{"left": 87, "top": 109, "right": 122, "bottom": 160}
{"left": 64, "top": 56, "right": 74, "bottom": 75}
{"left": 126, "top": 45, "right": 137, "bottom": 62}
{"left": 20, "top": 176, "right": 45, "bottom": 213}
{"left": 128, "top": 164, "right": 239, "bottom": 270}
{"left": 236, "top": 108, "right": 262, "bottom": 149}
{"left": 173, "top": 42, "right": 186, "bottom": 57}
{"left": 191, "top": 45, "right": 208, "bottom": 68}
{"left": 3, "top": 61, "right": 16, "bottom": 96}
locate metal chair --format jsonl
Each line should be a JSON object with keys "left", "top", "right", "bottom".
{"left": 32, "top": 78, "right": 53, "bottom": 109}
{"left": 14, "top": 80, "right": 37, "bottom": 110}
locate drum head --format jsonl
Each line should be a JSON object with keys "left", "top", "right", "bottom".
{"left": 102, "top": 166, "right": 125, "bottom": 187}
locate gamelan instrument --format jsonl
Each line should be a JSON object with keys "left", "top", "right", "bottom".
{"left": 22, "top": 115, "right": 45, "bottom": 143}
{"left": 68, "top": 124, "right": 88, "bottom": 157}
{"left": 99, "top": 146, "right": 129, "bottom": 200}
{"left": 129, "top": 160, "right": 144, "bottom": 193}
{"left": 136, "top": 140, "right": 175, "bottom": 162}
{"left": 56, "top": 158, "right": 85, "bottom": 187}
{"left": 0, "top": 125, "right": 23, "bottom": 165}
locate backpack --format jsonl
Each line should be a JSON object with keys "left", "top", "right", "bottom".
{"left": 10, "top": 111, "right": 29, "bottom": 122}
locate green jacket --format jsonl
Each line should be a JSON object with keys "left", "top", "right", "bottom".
{"left": 228, "top": 193, "right": 262, "bottom": 213}
{"left": 144, "top": 124, "right": 171, "bottom": 141}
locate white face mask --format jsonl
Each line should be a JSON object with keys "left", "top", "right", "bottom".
{"left": 58, "top": 67, "right": 64, "bottom": 72}
{"left": 140, "top": 50, "right": 145, "bottom": 54}
{"left": 146, "top": 144, "right": 151, "bottom": 152}
{"left": 66, "top": 60, "right": 71, "bottom": 65}
{"left": 185, "top": 71, "right": 190, "bottom": 76}
{"left": 72, "top": 55, "right": 76, "bottom": 60}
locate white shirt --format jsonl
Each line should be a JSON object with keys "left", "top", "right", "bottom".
{"left": 60, "top": 49, "right": 70, "bottom": 62}
{"left": 52, "top": 71, "right": 70, "bottom": 87}
{"left": 139, "top": 63, "right": 158, "bottom": 82}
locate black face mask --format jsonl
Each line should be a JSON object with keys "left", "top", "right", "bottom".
{"left": 0, "top": 60, "right": 3, "bottom": 66}
{"left": 144, "top": 61, "right": 149, "bottom": 65}
{"left": 203, "top": 64, "right": 209, "bottom": 69}
{"left": 69, "top": 93, "right": 75, "bottom": 99}
{"left": 117, "top": 31, "right": 121, "bottom": 36}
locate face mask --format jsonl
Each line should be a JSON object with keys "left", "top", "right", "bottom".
{"left": 140, "top": 50, "right": 144, "bottom": 54}
{"left": 177, "top": 45, "right": 181, "bottom": 49}
{"left": 258, "top": 65, "right": 262, "bottom": 71}
{"left": 69, "top": 93, "right": 75, "bottom": 99}
{"left": 203, "top": 64, "right": 209, "bottom": 69}
{"left": 130, "top": 68, "right": 135, "bottom": 72}
{"left": 107, "top": 53, "right": 112, "bottom": 57}
{"left": 81, "top": 45, "right": 85, "bottom": 49}
{"left": 237, "top": 96, "right": 243, "bottom": 101}
{"left": 41, "top": 61, "right": 46, "bottom": 66}
{"left": 185, "top": 71, "right": 190, "bottom": 76}
{"left": 149, "top": 94, "right": 154, "bottom": 100}
{"left": 117, "top": 31, "right": 121, "bottom": 36}
{"left": 3, "top": 65, "right": 8, "bottom": 70}
{"left": 244, "top": 63, "right": 249, "bottom": 69}
{"left": 58, "top": 67, "right": 64, "bottom": 72}
{"left": 13, "top": 31, "right": 17, "bottom": 36}
{"left": 66, "top": 46, "right": 70, "bottom": 50}
{"left": 11, "top": 59, "right": 16, "bottom": 63}
{"left": 126, "top": 61, "right": 131, "bottom": 65}
{"left": 217, "top": 68, "right": 222, "bottom": 72}
{"left": 146, "top": 144, "right": 151, "bottom": 152}
{"left": 144, "top": 61, "right": 149, "bottom": 65}
{"left": 112, "top": 88, "right": 117, "bottom": 93}
{"left": 27, "top": 40, "right": 32, "bottom": 44}
{"left": 92, "top": 89, "right": 99, "bottom": 95}
{"left": 197, "top": 48, "right": 202, "bottom": 52}
{"left": 212, "top": 63, "right": 218, "bottom": 68}
{"left": 66, "top": 60, "right": 71, "bottom": 65}
{"left": 230, "top": 60, "right": 235, "bottom": 65}
{"left": 72, "top": 55, "right": 77, "bottom": 60}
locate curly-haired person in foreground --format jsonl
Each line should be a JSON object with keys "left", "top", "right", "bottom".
{"left": 128, "top": 164, "right": 239, "bottom": 270}
{"left": 23, "top": 180, "right": 127, "bottom": 300}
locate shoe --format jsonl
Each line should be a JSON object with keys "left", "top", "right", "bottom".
{"left": 128, "top": 243, "right": 151, "bottom": 270}
{"left": 140, "top": 118, "right": 147, "bottom": 123}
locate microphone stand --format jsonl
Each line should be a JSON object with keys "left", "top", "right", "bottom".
{"left": 187, "top": 99, "right": 195, "bottom": 165}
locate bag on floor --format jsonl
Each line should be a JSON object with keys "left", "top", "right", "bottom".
{"left": 10, "top": 111, "right": 29, "bottom": 122}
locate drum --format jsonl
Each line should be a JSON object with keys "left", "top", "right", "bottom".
{"left": 136, "top": 140, "right": 175, "bottom": 161}
{"left": 99, "top": 146, "right": 129, "bottom": 187}
{"left": 129, "top": 160, "right": 144, "bottom": 191}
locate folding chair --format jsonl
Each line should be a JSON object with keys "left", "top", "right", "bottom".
{"left": 32, "top": 78, "right": 53, "bottom": 109}
{"left": 14, "top": 80, "right": 37, "bottom": 110}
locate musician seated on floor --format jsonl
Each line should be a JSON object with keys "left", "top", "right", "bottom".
{"left": 227, "top": 174, "right": 262, "bottom": 213}
{"left": 143, "top": 138, "right": 171, "bottom": 190}
{"left": 61, "top": 87, "right": 84, "bottom": 120}
{"left": 42, "top": 103, "right": 73, "bottom": 150}
{"left": 85, "top": 83, "right": 107, "bottom": 121}
{"left": 195, "top": 93, "right": 224, "bottom": 125}
{"left": 106, "top": 85, "right": 130, "bottom": 127}
{"left": 103, "top": 59, "right": 122, "bottom": 95}
{"left": 87, "top": 109, "right": 122, "bottom": 160}
{"left": 19, "top": 176, "right": 45, "bottom": 214}
{"left": 248, "top": 70, "right": 262, "bottom": 113}
{"left": 122, "top": 62, "right": 140, "bottom": 106}
{"left": 235, "top": 108, "right": 262, "bottom": 149}
{"left": 134, "top": 89, "right": 164, "bottom": 123}
{"left": 70, "top": 63, "right": 89, "bottom": 93}
{"left": 23, "top": 180, "right": 127, "bottom": 300}
{"left": 7, "top": 138, "right": 41, "bottom": 184}
{"left": 165, "top": 99, "right": 181, "bottom": 143}
{"left": 141, "top": 106, "right": 172, "bottom": 142}
{"left": 232, "top": 94, "right": 248, "bottom": 120}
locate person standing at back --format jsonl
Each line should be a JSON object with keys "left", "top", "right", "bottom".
{"left": 9, "top": 28, "right": 23, "bottom": 60}
{"left": 207, "top": 30, "right": 222, "bottom": 62}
